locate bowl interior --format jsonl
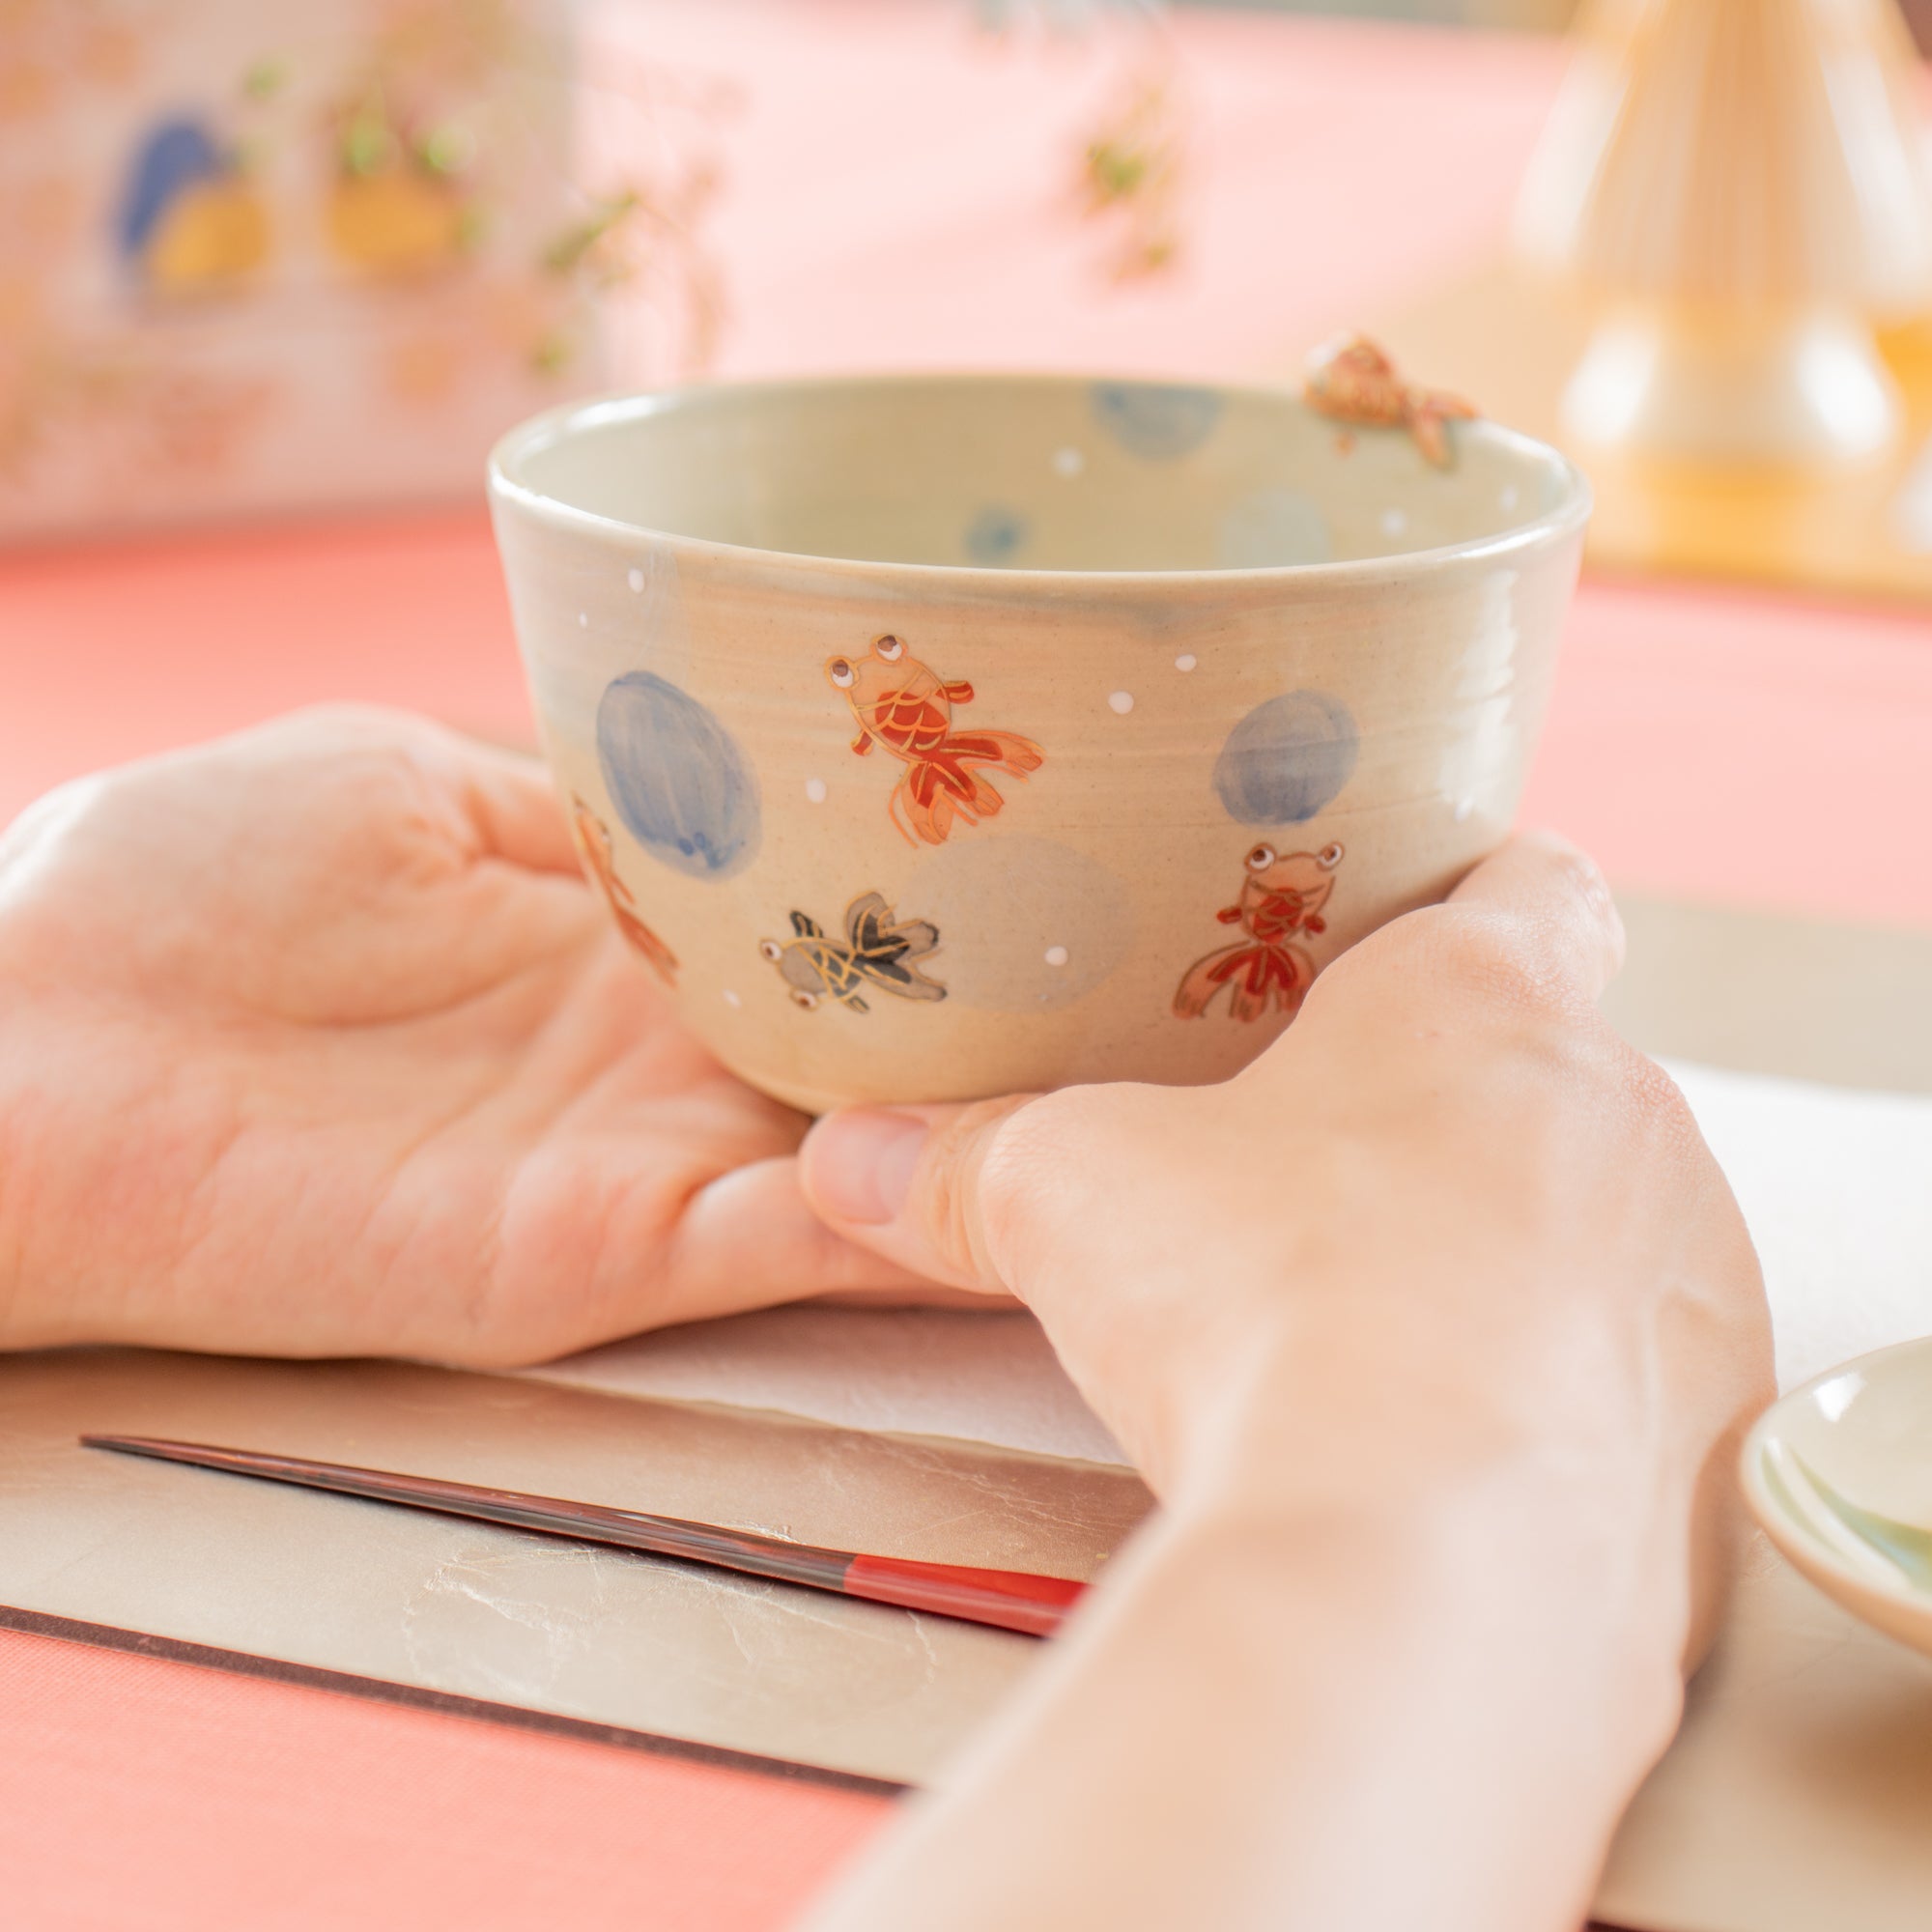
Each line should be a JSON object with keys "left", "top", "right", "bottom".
{"left": 1746, "top": 1338, "right": 1932, "bottom": 1635}
{"left": 1755, "top": 1345, "right": 1932, "bottom": 1547}
{"left": 498, "top": 375, "right": 1580, "bottom": 574}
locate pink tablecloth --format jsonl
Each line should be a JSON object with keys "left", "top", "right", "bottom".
{"left": 4, "top": 7, "right": 1930, "bottom": 1929}
{"left": 0, "top": 1626, "right": 880, "bottom": 1932}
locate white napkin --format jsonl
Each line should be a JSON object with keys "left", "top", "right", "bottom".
{"left": 1665, "top": 1060, "right": 1932, "bottom": 1391}
{"left": 530, "top": 1059, "right": 1932, "bottom": 1454}
{"left": 535, "top": 1300, "right": 1124, "bottom": 1463}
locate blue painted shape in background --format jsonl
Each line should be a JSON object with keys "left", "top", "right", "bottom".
{"left": 1090, "top": 383, "right": 1223, "bottom": 461}
{"left": 119, "top": 118, "right": 224, "bottom": 259}
{"left": 964, "top": 505, "right": 1030, "bottom": 565}
{"left": 1212, "top": 690, "right": 1359, "bottom": 825}
{"left": 597, "top": 671, "right": 760, "bottom": 879}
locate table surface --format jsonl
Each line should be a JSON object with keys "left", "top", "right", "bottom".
{"left": 4, "top": 6, "right": 1931, "bottom": 1928}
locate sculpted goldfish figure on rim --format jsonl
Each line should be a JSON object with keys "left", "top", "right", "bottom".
{"left": 1304, "top": 333, "right": 1476, "bottom": 469}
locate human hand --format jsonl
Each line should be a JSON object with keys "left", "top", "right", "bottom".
{"left": 801, "top": 837, "right": 1773, "bottom": 1932}
{"left": 0, "top": 708, "right": 920, "bottom": 1363}
{"left": 803, "top": 835, "right": 1771, "bottom": 1616}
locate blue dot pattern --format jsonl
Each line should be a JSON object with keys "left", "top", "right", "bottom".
{"left": 965, "top": 505, "right": 1030, "bottom": 565}
{"left": 597, "top": 671, "right": 760, "bottom": 879}
{"left": 1212, "top": 690, "right": 1359, "bottom": 826}
{"left": 1090, "top": 383, "right": 1223, "bottom": 461}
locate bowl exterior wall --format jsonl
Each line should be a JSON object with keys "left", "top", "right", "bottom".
{"left": 492, "top": 502, "right": 1581, "bottom": 1112}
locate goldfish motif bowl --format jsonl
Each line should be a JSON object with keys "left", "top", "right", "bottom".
{"left": 488, "top": 374, "right": 1589, "bottom": 1112}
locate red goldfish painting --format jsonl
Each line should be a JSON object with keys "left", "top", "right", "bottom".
{"left": 1173, "top": 840, "right": 1344, "bottom": 1022}
{"left": 572, "top": 794, "right": 679, "bottom": 986}
{"left": 826, "top": 633, "right": 1044, "bottom": 846}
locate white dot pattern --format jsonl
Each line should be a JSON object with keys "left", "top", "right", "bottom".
{"left": 804, "top": 778, "right": 828, "bottom": 804}
{"left": 1108, "top": 691, "right": 1135, "bottom": 715}
{"left": 1044, "top": 945, "right": 1069, "bottom": 968}
{"left": 1174, "top": 653, "right": 1197, "bottom": 673}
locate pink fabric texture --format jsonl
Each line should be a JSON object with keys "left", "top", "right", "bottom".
{"left": 2, "top": 7, "right": 1929, "bottom": 1929}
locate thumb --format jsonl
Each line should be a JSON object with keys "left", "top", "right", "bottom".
{"left": 798, "top": 1094, "right": 1037, "bottom": 1293}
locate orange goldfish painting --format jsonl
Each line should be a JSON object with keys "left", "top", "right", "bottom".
{"left": 826, "top": 633, "right": 1044, "bottom": 846}
{"left": 1173, "top": 840, "right": 1343, "bottom": 1022}
{"left": 571, "top": 794, "right": 679, "bottom": 986}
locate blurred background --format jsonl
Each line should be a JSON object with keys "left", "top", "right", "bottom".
{"left": 13, "top": 0, "right": 1932, "bottom": 533}
{"left": 1178, "top": 0, "right": 1579, "bottom": 22}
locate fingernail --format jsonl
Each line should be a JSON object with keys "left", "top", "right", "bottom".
{"left": 808, "top": 1110, "right": 928, "bottom": 1225}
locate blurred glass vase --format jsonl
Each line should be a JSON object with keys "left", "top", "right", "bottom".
{"left": 1514, "top": 0, "right": 1932, "bottom": 469}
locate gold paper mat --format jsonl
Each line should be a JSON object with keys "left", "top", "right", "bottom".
{"left": 1352, "top": 257, "right": 1932, "bottom": 601}
{"left": 0, "top": 1350, "right": 1151, "bottom": 1790}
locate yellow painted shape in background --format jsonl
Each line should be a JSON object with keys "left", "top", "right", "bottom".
{"left": 327, "top": 173, "right": 466, "bottom": 276}
{"left": 145, "top": 181, "right": 270, "bottom": 294}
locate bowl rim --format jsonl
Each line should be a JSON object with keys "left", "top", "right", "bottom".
{"left": 487, "top": 370, "right": 1593, "bottom": 587}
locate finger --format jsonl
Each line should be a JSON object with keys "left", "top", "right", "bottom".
{"left": 1444, "top": 830, "right": 1626, "bottom": 1007}
{"left": 464, "top": 1154, "right": 945, "bottom": 1366}
{"left": 798, "top": 1096, "right": 1037, "bottom": 1294}
{"left": 252, "top": 704, "right": 586, "bottom": 881}
{"left": 649, "top": 1152, "right": 944, "bottom": 1325}
{"left": 438, "top": 732, "right": 584, "bottom": 878}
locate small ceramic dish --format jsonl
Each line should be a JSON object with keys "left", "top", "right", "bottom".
{"left": 489, "top": 373, "right": 1589, "bottom": 1112}
{"left": 1742, "top": 1338, "right": 1932, "bottom": 1662}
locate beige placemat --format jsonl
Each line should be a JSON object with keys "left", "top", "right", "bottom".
{"left": 1604, "top": 895, "right": 1932, "bottom": 1099}
{"left": 1599, "top": 1541, "right": 1932, "bottom": 1932}
{"left": 0, "top": 1350, "right": 1149, "bottom": 1790}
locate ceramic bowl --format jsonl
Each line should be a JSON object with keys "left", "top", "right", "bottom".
{"left": 488, "top": 374, "right": 1589, "bottom": 1113}
{"left": 1742, "top": 1339, "right": 1932, "bottom": 1663}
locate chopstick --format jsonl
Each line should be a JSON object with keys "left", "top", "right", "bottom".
{"left": 81, "top": 1434, "right": 1087, "bottom": 1637}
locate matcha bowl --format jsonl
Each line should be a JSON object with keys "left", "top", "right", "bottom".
{"left": 489, "top": 373, "right": 1588, "bottom": 1112}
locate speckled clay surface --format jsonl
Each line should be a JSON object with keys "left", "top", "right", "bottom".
{"left": 489, "top": 374, "right": 1589, "bottom": 1112}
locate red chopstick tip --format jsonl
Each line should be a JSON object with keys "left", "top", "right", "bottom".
{"left": 844, "top": 1554, "right": 1087, "bottom": 1638}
